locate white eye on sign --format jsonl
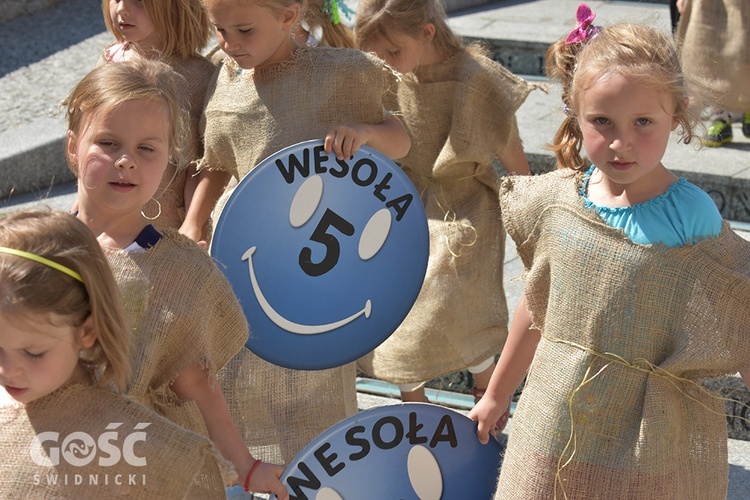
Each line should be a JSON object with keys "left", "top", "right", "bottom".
{"left": 211, "top": 140, "right": 429, "bottom": 370}
{"left": 269, "top": 403, "right": 504, "bottom": 499}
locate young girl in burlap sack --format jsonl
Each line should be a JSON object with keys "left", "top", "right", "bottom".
{"left": 196, "top": 0, "right": 361, "bottom": 243}
{"left": 196, "top": 0, "right": 410, "bottom": 466}
{"left": 63, "top": 59, "right": 289, "bottom": 499}
{"left": 97, "top": 0, "right": 218, "bottom": 243}
{"left": 354, "top": 0, "right": 536, "bottom": 423}
{"left": 0, "top": 211, "right": 226, "bottom": 499}
{"left": 469, "top": 5, "right": 750, "bottom": 499}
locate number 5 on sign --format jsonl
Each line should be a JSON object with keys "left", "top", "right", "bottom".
{"left": 211, "top": 140, "right": 429, "bottom": 370}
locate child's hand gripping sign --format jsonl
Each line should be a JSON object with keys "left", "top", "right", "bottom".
{"left": 269, "top": 403, "right": 504, "bottom": 499}
{"left": 211, "top": 140, "right": 429, "bottom": 370}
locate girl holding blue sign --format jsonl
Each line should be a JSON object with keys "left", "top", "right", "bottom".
{"left": 0, "top": 211, "right": 225, "bottom": 498}
{"left": 63, "top": 59, "right": 289, "bottom": 499}
{"left": 197, "top": 0, "right": 411, "bottom": 467}
{"left": 470, "top": 8, "right": 750, "bottom": 498}
{"left": 354, "top": 0, "right": 536, "bottom": 417}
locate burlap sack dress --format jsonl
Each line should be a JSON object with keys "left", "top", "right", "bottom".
{"left": 200, "top": 45, "right": 394, "bottom": 464}
{"left": 496, "top": 169, "right": 750, "bottom": 499}
{"left": 0, "top": 383, "right": 223, "bottom": 499}
{"left": 101, "top": 46, "right": 218, "bottom": 230}
{"left": 105, "top": 231, "right": 248, "bottom": 495}
{"left": 676, "top": 0, "right": 750, "bottom": 113}
{"left": 357, "top": 47, "right": 535, "bottom": 385}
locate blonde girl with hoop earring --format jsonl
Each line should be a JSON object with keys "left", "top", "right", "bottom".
{"left": 64, "top": 59, "right": 289, "bottom": 499}
{"left": 470, "top": 5, "right": 750, "bottom": 499}
{"left": 98, "top": 0, "right": 219, "bottom": 244}
{"left": 0, "top": 210, "right": 225, "bottom": 498}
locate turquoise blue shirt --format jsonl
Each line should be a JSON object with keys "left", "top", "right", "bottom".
{"left": 581, "top": 166, "right": 723, "bottom": 247}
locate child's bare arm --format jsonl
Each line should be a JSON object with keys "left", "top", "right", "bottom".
{"left": 171, "top": 364, "right": 289, "bottom": 499}
{"left": 740, "top": 366, "right": 750, "bottom": 390}
{"left": 469, "top": 295, "right": 540, "bottom": 444}
{"left": 496, "top": 122, "right": 530, "bottom": 176}
{"left": 325, "top": 115, "right": 411, "bottom": 161}
{"left": 180, "top": 169, "right": 232, "bottom": 245}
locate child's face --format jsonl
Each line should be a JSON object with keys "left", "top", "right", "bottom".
{"left": 577, "top": 72, "right": 678, "bottom": 194}
{"left": 364, "top": 28, "right": 434, "bottom": 74}
{"left": 0, "top": 312, "right": 95, "bottom": 404}
{"left": 68, "top": 99, "right": 171, "bottom": 221}
{"left": 109, "top": 0, "right": 161, "bottom": 49}
{"left": 208, "top": 1, "right": 299, "bottom": 70}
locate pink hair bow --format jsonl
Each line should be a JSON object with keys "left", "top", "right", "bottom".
{"left": 565, "top": 3, "right": 602, "bottom": 44}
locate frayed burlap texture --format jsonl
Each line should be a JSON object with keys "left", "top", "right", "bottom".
{"left": 218, "top": 352, "right": 358, "bottom": 464}
{"left": 105, "top": 231, "right": 247, "bottom": 494}
{"left": 100, "top": 48, "right": 217, "bottom": 231}
{"left": 357, "top": 47, "right": 536, "bottom": 384}
{"left": 496, "top": 169, "right": 750, "bottom": 499}
{"left": 676, "top": 0, "right": 750, "bottom": 113}
{"left": 201, "top": 46, "right": 392, "bottom": 464}
{"left": 198, "top": 45, "right": 394, "bottom": 180}
{"left": 0, "top": 384, "right": 223, "bottom": 499}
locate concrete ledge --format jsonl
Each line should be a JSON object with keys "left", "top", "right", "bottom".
{"left": 704, "top": 376, "right": 750, "bottom": 441}
{"left": 466, "top": 37, "right": 549, "bottom": 76}
{"left": 0, "top": 118, "right": 71, "bottom": 199}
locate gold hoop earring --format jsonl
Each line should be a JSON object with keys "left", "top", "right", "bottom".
{"left": 141, "top": 198, "right": 162, "bottom": 221}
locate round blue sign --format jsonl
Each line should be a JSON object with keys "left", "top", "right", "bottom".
{"left": 270, "top": 403, "right": 504, "bottom": 499}
{"left": 211, "top": 140, "right": 429, "bottom": 370}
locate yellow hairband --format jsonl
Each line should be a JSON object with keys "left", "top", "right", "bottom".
{"left": 0, "top": 246, "right": 84, "bottom": 283}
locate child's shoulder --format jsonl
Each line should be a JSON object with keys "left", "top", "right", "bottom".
{"left": 126, "top": 230, "right": 222, "bottom": 282}
{"left": 457, "top": 45, "right": 533, "bottom": 90}
{"left": 306, "top": 45, "right": 388, "bottom": 71}
{"left": 500, "top": 169, "right": 580, "bottom": 215}
{"left": 500, "top": 170, "right": 582, "bottom": 249}
{"left": 102, "top": 42, "right": 129, "bottom": 63}
{"left": 152, "top": 230, "right": 215, "bottom": 262}
{"left": 502, "top": 168, "right": 578, "bottom": 195}
{"left": 431, "top": 46, "right": 539, "bottom": 117}
{"left": 171, "top": 54, "right": 217, "bottom": 81}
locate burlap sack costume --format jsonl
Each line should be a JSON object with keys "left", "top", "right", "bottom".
{"left": 0, "top": 383, "right": 223, "bottom": 499}
{"left": 100, "top": 46, "right": 217, "bottom": 231}
{"left": 358, "top": 47, "right": 535, "bottom": 384}
{"left": 496, "top": 169, "right": 750, "bottom": 499}
{"left": 676, "top": 0, "right": 750, "bottom": 113}
{"left": 218, "top": 354, "right": 358, "bottom": 464}
{"left": 201, "top": 45, "right": 394, "bottom": 464}
{"left": 199, "top": 45, "right": 394, "bottom": 180}
{"left": 105, "top": 231, "right": 247, "bottom": 493}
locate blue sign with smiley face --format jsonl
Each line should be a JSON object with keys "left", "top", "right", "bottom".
{"left": 269, "top": 403, "right": 504, "bottom": 499}
{"left": 210, "top": 140, "right": 429, "bottom": 370}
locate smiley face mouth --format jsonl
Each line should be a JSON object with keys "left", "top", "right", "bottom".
{"left": 242, "top": 246, "right": 371, "bottom": 335}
